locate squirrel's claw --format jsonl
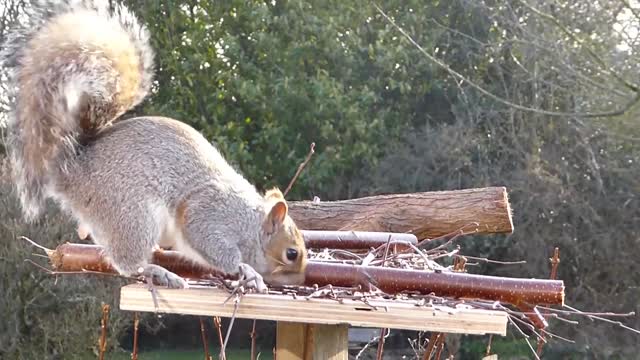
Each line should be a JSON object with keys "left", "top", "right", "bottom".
{"left": 238, "top": 263, "right": 268, "bottom": 293}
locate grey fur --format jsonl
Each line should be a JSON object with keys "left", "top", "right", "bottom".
{"left": 1, "top": 1, "right": 307, "bottom": 288}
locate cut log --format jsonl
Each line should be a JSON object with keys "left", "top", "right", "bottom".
{"left": 305, "top": 262, "right": 564, "bottom": 306}
{"left": 48, "top": 243, "right": 234, "bottom": 280}
{"left": 41, "top": 243, "right": 563, "bottom": 308}
{"left": 288, "top": 187, "right": 513, "bottom": 240}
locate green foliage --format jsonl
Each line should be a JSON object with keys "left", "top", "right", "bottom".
{"left": 124, "top": 0, "right": 457, "bottom": 200}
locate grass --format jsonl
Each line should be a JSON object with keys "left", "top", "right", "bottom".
{"left": 110, "top": 349, "right": 273, "bottom": 360}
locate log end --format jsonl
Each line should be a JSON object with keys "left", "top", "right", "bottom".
{"left": 499, "top": 186, "right": 515, "bottom": 234}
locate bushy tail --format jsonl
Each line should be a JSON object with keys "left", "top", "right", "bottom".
{"left": 0, "top": 0, "right": 154, "bottom": 221}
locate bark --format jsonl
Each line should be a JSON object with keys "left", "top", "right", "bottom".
{"left": 288, "top": 187, "right": 513, "bottom": 240}
{"left": 304, "top": 262, "right": 564, "bottom": 306}
{"left": 43, "top": 243, "right": 563, "bottom": 308}
{"left": 48, "top": 243, "right": 234, "bottom": 280}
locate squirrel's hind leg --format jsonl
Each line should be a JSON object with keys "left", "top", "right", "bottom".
{"left": 88, "top": 208, "right": 188, "bottom": 289}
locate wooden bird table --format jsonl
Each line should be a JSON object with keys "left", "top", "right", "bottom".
{"left": 119, "top": 284, "right": 508, "bottom": 360}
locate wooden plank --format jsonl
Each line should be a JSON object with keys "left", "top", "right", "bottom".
{"left": 119, "top": 284, "right": 507, "bottom": 335}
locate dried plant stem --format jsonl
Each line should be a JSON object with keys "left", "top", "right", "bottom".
{"left": 213, "top": 317, "right": 225, "bottom": 360}
{"left": 131, "top": 312, "right": 139, "bottom": 360}
{"left": 250, "top": 320, "right": 257, "bottom": 360}
{"left": 283, "top": 142, "right": 315, "bottom": 197}
{"left": 98, "top": 304, "right": 110, "bottom": 360}
{"left": 537, "top": 247, "right": 561, "bottom": 356}
{"left": 220, "top": 294, "right": 241, "bottom": 360}
{"left": 200, "top": 317, "right": 211, "bottom": 360}
{"left": 422, "top": 333, "right": 442, "bottom": 360}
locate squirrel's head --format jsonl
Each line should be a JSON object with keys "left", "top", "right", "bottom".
{"left": 260, "top": 188, "right": 307, "bottom": 286}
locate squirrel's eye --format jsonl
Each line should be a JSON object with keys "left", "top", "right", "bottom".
{"left": 285, "top": 248, "right": 298, "bottom": 262}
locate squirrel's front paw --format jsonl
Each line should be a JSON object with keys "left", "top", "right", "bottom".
{"left": 140, "top": 264, "right": 188, "bottom": 289}
{"left": 237, "top": 263, "right": 268, "bottom": 293}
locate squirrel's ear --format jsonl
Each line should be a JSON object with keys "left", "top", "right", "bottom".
{"left": 264, "top": 188, "right": 285, "bottom": 201}
{"left": 264, "top": 200, "right": 288, "bottom": 235}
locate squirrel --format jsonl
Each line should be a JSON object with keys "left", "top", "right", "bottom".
{"left": 1, "top": 0, "right": 307, "bottom": 290}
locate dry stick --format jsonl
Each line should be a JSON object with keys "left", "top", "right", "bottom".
{"left": 535, "top": 306, "right": 635, "bottom": 318}
{"left": 434, "top": 335, "right": 446, "bottom": 359}
{"left": 250, "top": 320, "right": 257, "bottom": 360}
{"left": 220, "top": 294, "right": 241, "bottom": 360}
{"left": 485, "top": 334, "right": 493, "bottom": 357}
{"left": 421, "top": 224, "right": 478, "bottom": 252}
{"left": 131, "top": 312, "right": 139, "bottom": 360}
{"left": 374, "top": 329, "right": 388, "bottom": 360}
{"left": 283, "top": 142, "right": 315, "bottom": 197}
{"left": 422, "top": 333, "right": 442, "bottom": 360}
{"left": 375, "top": 235, "right": 393, "bottom": 360}
{"left": 540, "top": 329, "right": 576, "bottom": 344}
{"left": 98, "top": 304, "right": 110, "bottom": 360}
{"left": 562, "top": 304, "right": 640, "bottom": 335}
{"left": 537, "top": 247, "right": 561, "bottom": 356}
{"left": 456, "top": 255, "right": 526, "bottom": 266}
{"left": 199, "top": 318, "right": 211, "bottom": 360}
{"left": 355, "top": 330, "right": 390, "bottom": 360}
{"left": 212, "top": 317, "right": 226, "bottom": 360}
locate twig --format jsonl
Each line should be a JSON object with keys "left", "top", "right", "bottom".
{"left": 212, "top": 317, "right": 225, "bottom": 360}
{"left": 250, "top": 320, "right": 257, "bottom": 360}
{"left": 283, "top": 142, "right": 315, "bottom": 196}
{"left": 422, "top": 333, "right": 442, "bottom": 360}
{"left": 537, "top": 247, "right": 560, "bottom": 356}
{"left": 355, "top": 329, "right": 391, "bottom": 360}
{"left": 200, "top": 317, "right": 211, "bottom": 360}
{"left": 524, "top": 337, "right": 542, "bottom": 360}
{"left": 19, "top": 236, "right": 51, "bottom": 254}
{"left": 373, "top": 236, "right": 393, "bottom": 359}
{"left": 24, "top": 259, "right": 138, "bottom": 281}
{"left": 540, "top": 329, "right": 576, "bottom": 344}
{"left": 220, "top": 294, "right": 241, "bottom": 359}
{"left": 562, "top": 304, "right": 640, "bottom": 335}
{"left": 456, "top": 255, "right": 526, "bottom": 265}
{"left": 98, "top": 304, "right": 110, "bottom": 360}
{"left": 536, "top": 306, "right": 635, "bottom": 318}
{"left": 549, "top": 247, "right": 561, "bottom": 279}
{"left": 485, "top": 334, "right": 493, "bottom": 356}
{"left": 434, "top": 335, "right": 446, "bottom": 359}
{"left": 131, "top": 312, "right": 139, "bottom": 360}
{"left": 420, "top": 225, "right": 478, "bottom": 251}
{"left": 375, "top": 328, "right": 388, "bottom": 360}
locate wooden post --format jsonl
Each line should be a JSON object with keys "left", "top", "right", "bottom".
{"left": 276, "top": 322, "right": 348, "bottom": 360}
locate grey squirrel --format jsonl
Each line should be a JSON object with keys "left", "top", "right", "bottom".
{"left": 1, "top": 0, "right": 307, "bottom": 289}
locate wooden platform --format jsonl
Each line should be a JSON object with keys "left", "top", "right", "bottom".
{"left": 119, "top": 284, "right": 508, "bottom": 336}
